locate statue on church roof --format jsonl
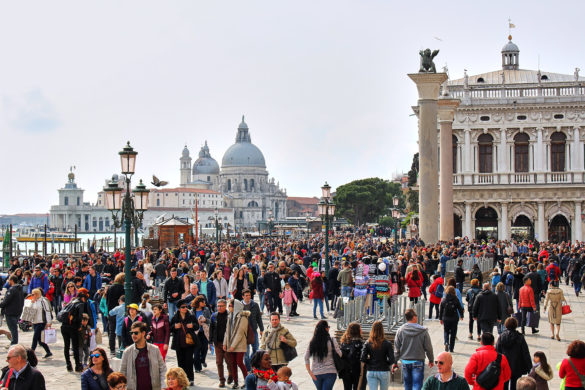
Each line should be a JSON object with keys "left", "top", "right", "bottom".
{"left": 419, "top": 48, "right": 439, "bottom": 73}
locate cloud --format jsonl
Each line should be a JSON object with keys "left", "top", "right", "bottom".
{"left": 3, "top": 88, "right": 60, "bottom": 133}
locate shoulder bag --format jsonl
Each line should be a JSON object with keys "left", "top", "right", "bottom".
{"left": 330, "top": 337, "right": 348, "bottom": 378}
{"left": 181, "top": 323, "right": 195, "bottom": 345}
{"left": 476, "top": 353, "right": 502, "bottom": 390}
{"left": 568, "top": 357, "right": 585, "bottom": 388}
{"left": 280, "top": 331, "right": 297, "bottom": 362}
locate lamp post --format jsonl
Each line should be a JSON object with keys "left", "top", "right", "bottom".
{"left": 318, "top": 182, "right": 336, "bottom": 277}
{"left": 306, "top": 211, "right": 311, "bottom": 237}
{"left": 268, "top": 211, "right": 274, "bottom": 237}
{"left": 209, "top": 207, "right": 220, "bottom": 245}
{"left": 391, "top": 195, "right": 400, "bottom": 254}
{"left": 103, "top": 142, "right": 149, "bottom": 305}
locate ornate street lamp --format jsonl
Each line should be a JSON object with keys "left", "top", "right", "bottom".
{"left": 208, "top": 207, "right": 220, "bottom": 245}
{"left": 103, "top": 142, "right": 149, "bottom": 305}
{"left": 268, "top": 211, "right": 274, "bottom": 236}
{"left": 318, "top": 182, "right": 336, "bottom": 277}
{"left": 392, "top": 195, "right": 400, "bottom": 253}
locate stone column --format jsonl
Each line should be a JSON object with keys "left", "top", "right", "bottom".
{"left": 499, "top": 128, "right": 509, "bottom": 184}
{"left": 536, "top": 128, "right": 545, "bottom": 183}
{"left": 409, "top": 72, "right": 448, "bottom": 244}
{"left": 500, "top": 202, "right": 509, "bottom": 240}
{"left": 438, "top": 96, "right": 460, "bottom": 241}
{"left": 463, "top": 128, "right": 473, "bottom": 184}
{"left": 573, "top": 127, "right": 583, "bottom": 182}
{"left": 464, "top": 202, "right": 472, "bottom": 238}
{"left": 537, "top": 201, "right": 546, "bottom": 241}
{"left": 575, "top": 201, "right": 582, "bottom": 242}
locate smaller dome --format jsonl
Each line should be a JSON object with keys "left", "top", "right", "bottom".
{"left": 502, "top": 36, "right": 519, "bottom": 52}
{"left": 182, "top": 145, "right": 190, "bottom": 158}
{"left": 238, "top": 115, "right": 248, "bottom": 129}
{"left": 193, "top": 141, "right": 220, "bottom": 175}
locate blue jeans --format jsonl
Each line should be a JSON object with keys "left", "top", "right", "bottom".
{"left": 193, "top": 332, "right": 208, "bottom": 371}
{"left": 313, "top": 298, "right": 324, "bottom": 318}
{"left": 402, "top": 361, "right": 425, "bottom": 390}
{"left": 31, "top": 323, "right": 51, "bottom": 354}
{"left": 367, "top": 370, "right": 389, "bottom": 390}
{"left": 5, "top": 315, "right": 18, "bottom": 345}
{"left": 259, "top": 292, "right": 265, "bottom": 313}
{"left": 312, "top": 372, "right": 336, "bottom": 390}
{"left": 244, "top": 329, "right": 259, "bottom": 371}
{"left": 167, "top": 301, "right": 177, "bottom": 320}
{"left": 341, "top": 286, "right": 353, "bottom": 298}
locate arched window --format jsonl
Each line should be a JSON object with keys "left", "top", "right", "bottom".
{"left": 247, "top": 201, "right": 258, "bottom": 207}
{"left": 478, "top": 134, "right": 493, "bottom": 173}
{"left": 250, "top": 179, "right": 255, "bottom": 190}
{"left": 244, "top": 179, "right": 248, "bottom": 191}
{"left": 227, "top": 179, "right": 231, "bottom": 191}
{"left": 514, "top": 132, "right": 529, "bottom": 172}
{"left": 64, "top": 196, "right": 69, "bottom": 206}
{"left": 77, "top": 197, "right": 80, "bottom": 206}
{"left": 551, "top": 132, "right": 566, "bottom": 172}
{"left": 156, "top": 199, "right": 160, "bottom": 207}
{"left": 452, "top": 135, "right": 458, "bottom": 173}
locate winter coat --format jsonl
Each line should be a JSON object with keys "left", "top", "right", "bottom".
{"left": 495, "top": 291, "right": 512, "bottom": 322}
{"left": 465, "top": 287, "right": 481, "bottom": 313}
{"left": 310, "top": 278, "right": 324, "bottom": 299}
{"left": 169, "top": 310, "right": 199, "bottom": 350}
{"left": 472, "top": 289, "right": 500, "bottom": 322}
{"left": 260, "top": 325, "right": 298, "bottom": 365}
{"left": 224, "top": 311, "right": 250, "bottom": 353}
{"left": 429, "top": 277, "right": 444, "bottom": 305}
{"left": 150, "top": 314, "right": 170, "bottom": 345}
{"left": 0, "top": 283, "right": 24, "bottom": 317}
{"left": 340, "top": 338, "right": 364, "bottom": 379}
{"left": 519, "top": 285, "right": 536, "bottom": 309}
{"left": 81, "top": 367, "right": 113, "bottom": 390}
{"left": 282, "top": 289, "right": 297, "bottom": 305}
{"left": 465, "top": 345, "right": 511, "bottom": 390}
{"left": 120, "top": 342, "right": 166, "bottom": 390}
{"left": 439, "top": 293, "right": 464, "bottom": 322}
{"left": 543, "top": 286, "right": 565, "bottom": 325}
{"left": 406, "top": 271, "right": 423, "bottom": 298}
{"left": 528, "top": 363, "right": 553, "bottom": 390}
{"left": 495, "top": 329, "right": 532, "bottom": 378}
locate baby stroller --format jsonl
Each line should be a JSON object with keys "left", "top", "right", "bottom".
{"left": 18, "top": 319, "right": 32, "bottom": 332}
{"left": 19, "top": 297, "right": 36, "bottom": 332}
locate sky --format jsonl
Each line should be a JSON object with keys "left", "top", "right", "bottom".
{"left": 2, "top": 1, "right": 585, "bottom": 214}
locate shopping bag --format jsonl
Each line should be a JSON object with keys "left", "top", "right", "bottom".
{"left": 89, "top": 332, "right": 97, "bottom": 351}
{"left": 528, "top": 311, "right": 540, "bottom": 328}
{"left": 43, "top": 328, "right": 57, "bottom": 344}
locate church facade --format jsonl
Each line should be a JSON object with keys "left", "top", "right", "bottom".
{"left": 446, "top": 36, "right": 585, "bottom": 242}
{"left": 180, "top": 117, "right": 287, "bottom": 228}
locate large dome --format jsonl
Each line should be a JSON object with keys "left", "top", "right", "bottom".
{"left": 221, "top": 116, "right": 266, "bottom": 168}
{"left": 193, "top": 141, "right": 220, "bottom": 175}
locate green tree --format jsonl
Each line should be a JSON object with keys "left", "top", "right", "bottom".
{"left": 334, "top": 177, "right": 402, "bottom": 225}
{"left": 378, "top": 216, "right": 396, "bottom": 227}
{"left": 406, "top": 153, "right": 419, "bottom": 213}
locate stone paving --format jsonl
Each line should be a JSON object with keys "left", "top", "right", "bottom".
{"left": 1, "top": 283, "right": 581, "bottom": 389}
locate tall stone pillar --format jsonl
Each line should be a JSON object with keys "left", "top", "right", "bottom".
{"left": 574, "top": 201, "right": 582, "bottom": 242}
{"left": 537, "top": 201, "right": 546, "bottom": 241}
{"left": 464, "top": 202, "right": 472, "bottom": 238}
{"left": 438, "top": 96, "right": 460, "bottom": 241}
{"left": 409, "top": 72, "right": 448, "bottom": 244}
{"left": 500, "top": 202, "right": 509, "bottom": 240}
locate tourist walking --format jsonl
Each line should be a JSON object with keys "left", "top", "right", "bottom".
{"left": 191, "top": 296, "right": 211, "bottom": 373}
{"left": 340, "top": 322, "right": 364, "bottom": 390}
{"left": 163, "top": 268, "right": 185, "bottom": 321}
{"left": 245, "top": 350, "right": 276, "bottom": 390}
{"left": 61, "top": 289, "right": 94, "bottom": 372}
{"left": 210, "top": 299, "right": 229, "bottom": 388}
{"left": 81, "top": 347, "right": 114, "bottom": 390}
{"left": 242, "top": 289, "right": 264, "bottom": 372}
{"left": 428, "top": 274, "right": 444, "bottom": 320}
{"left": 0, "top": 275, "right": 24, "bottom": 345}
{"left": 559, "top": 340, "right": 585, "bottom": 390}
{"left": 360, "top": 320, "right": 395, "bottom": 390}
{"left": 105, "top": 273, "right": 125, "bottom": 355}
{"left": 439, "top": 286, "right": 464, "bottom": 352}
{"left": 311, "top": 274, "right": 326, "bottom": 319}
{"left": 465, "top": 333, "right": 511, "bottom": 390}
{"left": 420, "top": 352, "right": 469, "bottom": 390}
{"left": 0, "top": 344, "right": 46, "bottom": 389}
{"left": 337, "top": 261, "right": 353, "bottom": 299}
{"left": 519, "top": 278, "right": 538, "bottom": 335}
{"left": 527, "top": 351, "right": 553, "bottom": 390}
{"left": 472, "top": 283, "right": 501, "bottom": 337}
{"left": 264, "top": 263, "right": 283, "bottom": 314}
{"left": 495, "top": 318, "right": 532, "bottom": 390}
{"left": 150, "top": 304, "right": 170, "bottom": 361}
{"left": 260, "top": 312, "right": 297, "bottom": 371}
{"left": 224, "top": 299, "right": 250, "bottom": 389}
{"left": 170, "top": 299, "right": 199, "bottom": 385}
{"left": 305, "top": 319, "right": 341, "bottom": 390}
{"left": 406, "top": 267, "right": 423, "bottom": 304}
{"left": 495, "top": 282, "right": 513, "bottom": 334}
{"left": 120, "top": 321, "right": 167, "bottom": 390}
{"left": 543, "top": 281, "right": 566, "bottom": 341}
{"left": 394, "top": 309, "right": 434, "bottom": 390}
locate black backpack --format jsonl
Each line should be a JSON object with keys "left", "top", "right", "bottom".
{"left": 444, "top": 299, "right": 458, "bottom": 317}
{"left": 476, "top": 353, "right": 502, "bottom": 390}
{"left": 57, "top": 299, "right": 79, "bottom": 325}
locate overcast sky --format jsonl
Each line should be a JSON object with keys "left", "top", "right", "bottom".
{"left": 2, "top": 1, "right": 585, "bottom": 214}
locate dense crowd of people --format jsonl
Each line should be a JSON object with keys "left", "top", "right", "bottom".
{"left": 0, "top": 230, "right": 585, "bottom": 390}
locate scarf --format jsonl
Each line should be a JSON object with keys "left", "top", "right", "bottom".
{"left": 267, "top": 325, "right": 282, "bottom": 350}
{"left": 253, "top": 368, "right": 278, "bottom": 382}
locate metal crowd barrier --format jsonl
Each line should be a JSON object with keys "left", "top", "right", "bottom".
{"left": 445, "top": 255, "right": 492, "bottom": 274}
{"left": 336, "top": 295, "right": 426, "bottom": 333}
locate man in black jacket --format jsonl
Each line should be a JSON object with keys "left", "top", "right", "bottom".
{"left": 162, "top": 268, "right": 184, "bottom": 320}
{"left": 0, "top": 275, "right": 24, "bottom": 344}
{"left": 105, "top": 273, "right": 125, "bottom": 355}
{"left": 264, "top": 263, "right": 282, "bottom": 314}
{"left": 210, "top": 299, "right": 229, "bottom": 388}
{"left": 0, "top": 344, "right": 45, "bottom": 389}
{"left": 62, "top": 289, "right": 94, "bottom": 372}
{"left": 327, "top": 261, "right": 341, "bottom": 309}
{"left": 472, "top": 283, "right": 501, "bottom": 338}
{"left": 455, "top": 259, "right": 465, "bottom": 293}
{"left": 242, "top": 289, "right": 264, "bottom": 371}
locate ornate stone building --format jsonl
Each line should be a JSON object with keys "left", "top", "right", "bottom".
{"left": 180, "top": 117, "right": 287, "bottom": 228}
{"left": 446, "top": 36, "right": 585, "bottom": 242}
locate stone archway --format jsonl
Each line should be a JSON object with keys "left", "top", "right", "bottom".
{"left": 454, "top": 214, "right": 463, "bottom": 238}
{"left": 511, "top": 214, "right": 534, "bottom": 241}
{"left": 549, "top": 215, "right": 571, "bottom": 243}
{"left": 475, "top": 207, "right": 498, "bottom": 240}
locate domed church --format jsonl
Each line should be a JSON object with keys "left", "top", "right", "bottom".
{"left": 180, "top": 116, "right": 287, "bottom": 228}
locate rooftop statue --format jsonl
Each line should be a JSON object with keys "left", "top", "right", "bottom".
{"left": 419, "top": 48, "right": 439, "bottom": 73}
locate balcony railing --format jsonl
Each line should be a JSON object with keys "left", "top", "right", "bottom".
{"left": 453, "top": 171, "right": 580, "bottom": 185}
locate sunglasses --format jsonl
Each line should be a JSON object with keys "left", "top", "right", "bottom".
{"left": 434, "top": 361, "right": 445, "bottom": 366}
{"left": 90, "top": 353, "right": 101, "bottom": 358}
{"left": 130, "top": 331, "right": 141, "bottom": 335}
{"left": 180, "top": 306, "right": 188, "bottom": 309}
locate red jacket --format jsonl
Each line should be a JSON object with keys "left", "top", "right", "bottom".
{"left": 405, "top": 271, "right": 423, "bottom": 298}
{"left": 545, "top": 263, "right": 561, "bottom": 282}
{"left": 518, "top": 285, "right": 536, "bottom": 309}
{"left": 428, "top": 277, "right": 444, "bottom": 305}
{"left": 560, "top": 357, "right": 585, "bottom": 388}
{"left": 465, "top": 345, "right": 511, "bottom": 390}
{"left": 310, "top": 278, "right": 324, "bottom": 299}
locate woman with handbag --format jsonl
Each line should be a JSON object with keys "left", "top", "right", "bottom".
{"left": 170, "top": 299, "right": 199, "bottom": 386}
{"left": 559, "top": 340, "right": 585, "bottom": 390}
{"left": 224, "top": 298, "right": 250, "bottom": 389}
{"left": 29, "top": 288, "right": 53, "bottom": 358}
{"left": 304, "top": 320, "right": 341, "bottom": 390}
{"left": 360, "top": 320, "right": 394, "bottom": 390}
{"left": 543, "top": 280, "right": 567, "bottom": 341}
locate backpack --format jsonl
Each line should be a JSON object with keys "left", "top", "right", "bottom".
{"left": 476, "top": 353, "right": 502, "bottom": 390}
{"left": 434, "top": 283, "right": 444, "bottom": 299}
{"left": 57, "top": 299, "right": 79, "bottom": 325}
{"left": 548, "top": 267, "right": 556, "bottom": 281}
{"left": 444, "top": 298, "right": 458, "bottom": 317}
{"left": 505, "top": 273, "right": 514, "bottom": 286}
{"left": 467, "top": 289, "right": 479, "bottom": 309}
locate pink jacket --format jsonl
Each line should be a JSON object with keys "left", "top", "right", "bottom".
{"left": 282, "top": 289, "right": 298, "bottom": 305}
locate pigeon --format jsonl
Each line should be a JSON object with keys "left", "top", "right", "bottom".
{"left": 151, "top": 175, "right": 169, "bottom": 187}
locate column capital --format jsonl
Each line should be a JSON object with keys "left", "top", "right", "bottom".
{"left": 408, "top": 73, "right": 448, "bottom": 100}
{"left": 437, "top": 97, "right": 460, "bottom": 122}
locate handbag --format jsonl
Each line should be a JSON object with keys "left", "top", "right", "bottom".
{"left": 43, "top": 328, "right": 57, "bottom": 344}
{"left": 280, "top": 331, "right": 297, "bottom": 362}
{"left": 330, "top": 338, "right": 347, "bottom": 378}
{"left": 562, "top": 304, "right": 572, "bottom": 315}
{"left": 246, "top": 324, "right": 255, "bottom": 345}
{"left": 95, "top": 327, "right": 103, "bottom": 344}
{"left": 182, "top": 323, "right": 195, "bottom": 345}
{"left": 476, "top": 353, "right": 502, "bottom": 390}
